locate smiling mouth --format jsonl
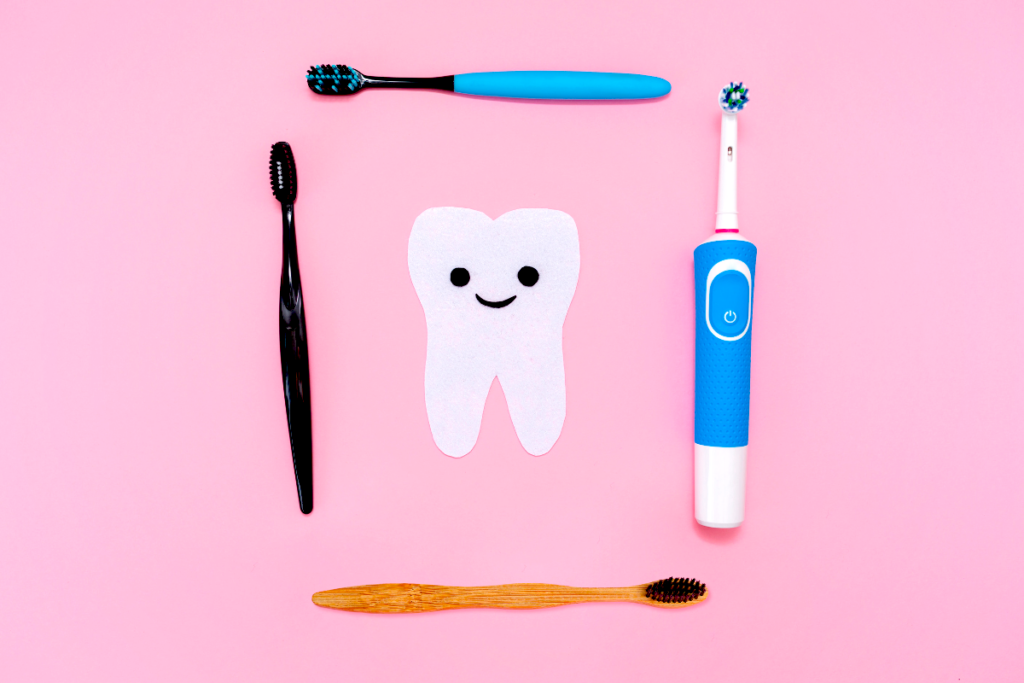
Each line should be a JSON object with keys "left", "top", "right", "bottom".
{"left": 475, "top": 294, "right": 516, "bottom": 309}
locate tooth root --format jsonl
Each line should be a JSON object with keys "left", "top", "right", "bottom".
{"left": 423, "top": 339, "right": 494, "bottom": 458}
{"left": 409, "top": 207, "right": 580, "bottom": 458}
{"left": 499, "top": 334, "right": 567, "bottom": 455}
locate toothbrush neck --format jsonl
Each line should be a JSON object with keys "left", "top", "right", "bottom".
{"left": 282, "top": 204, "right": 297, "bottom": 253}
{"left": 281, "top": 204, "right": 301, "bottom": 297}
{"left": 715, "top": 112, "right": 739, "bottom": 233}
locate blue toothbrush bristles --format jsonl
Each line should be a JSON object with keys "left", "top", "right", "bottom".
{"left": 719, "top": 82, "right": 750, "bottom": 112}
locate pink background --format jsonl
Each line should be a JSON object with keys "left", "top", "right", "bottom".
{"left": 2, "top": 0, "right": 1022, "bottom": 680}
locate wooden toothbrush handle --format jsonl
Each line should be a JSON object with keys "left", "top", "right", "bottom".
{"left": 312, "top": 583, "right": 650, "bottom": 613}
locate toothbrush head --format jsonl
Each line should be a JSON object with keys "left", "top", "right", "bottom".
{"left": 269, "top": 141, "right": 297, "bottom": 204}
{"left": 644, "top": 577, "right": 707, "bottom": 604}
{"left": 306, "top": 64, "right": 366, "bottom": 95}
{"left": 719, "top": 82, "right": 750, "bottom": 112}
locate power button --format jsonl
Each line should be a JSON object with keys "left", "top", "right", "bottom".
{"left": 706, "top": 259, "right": 752, "bottom": 341}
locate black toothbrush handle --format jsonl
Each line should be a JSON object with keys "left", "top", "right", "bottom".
{"left": 361, "top": 74, "right": 455, "bottom": 91}
{"left": 279, "top": 203, "right": 313, "bottom": 513}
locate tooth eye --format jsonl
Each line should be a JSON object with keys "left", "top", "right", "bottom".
{"left": 450, "top": 268, "right": 470, "bottom": 287}
{"left": 517, "top": 266, "right": 539, "bottom": 287}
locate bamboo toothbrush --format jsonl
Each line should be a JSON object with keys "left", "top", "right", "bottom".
{"left": 312, "top": 577, "right": 707, "bottom": 613}
{"left": 306, "top": 65, "right": 671, "bottom": 100}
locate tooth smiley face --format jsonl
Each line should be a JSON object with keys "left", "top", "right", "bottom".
{"left": 448, "top": 264, "right": 539, "bottom": 309}
{"left": 408, "top": 207, "right": 581, "bottom": 457}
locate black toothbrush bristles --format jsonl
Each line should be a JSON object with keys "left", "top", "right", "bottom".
{"left": 269, "top": 141, "right": 297, "bottom": 204}
{"left": 306, "top": 64, "right": 366, "bottom": 95}
{"left": 645, "top": 577, "right": 707, "bottom": 604}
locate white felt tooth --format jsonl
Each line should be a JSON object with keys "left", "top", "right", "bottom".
{"left": 408, "top": 207, "right": 580, "bottom": 458}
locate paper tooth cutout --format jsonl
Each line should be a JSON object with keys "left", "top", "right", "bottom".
{"left": 408, "top": 207, "right": 581, "bottom": 457}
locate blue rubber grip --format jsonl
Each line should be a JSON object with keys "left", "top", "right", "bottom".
{"left": 453, "top": 71, "right": 671, "bottom": 100}
{"left": 694, "top": 239, "right": 757, "bottom": 447}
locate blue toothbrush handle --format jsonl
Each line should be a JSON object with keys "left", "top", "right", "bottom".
{"left": 693, "top": 239, "right": 756, "bottom": 528}
{"left": 694, "top": 240, "right": 757, "bottom": 447}
{"left": 453, "top": 71, "right": 670, "bottom": 100}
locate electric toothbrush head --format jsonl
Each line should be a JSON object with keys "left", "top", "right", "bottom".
{"left": 715, "top": 82, "right": 749, "bottom": 234}
{"left": 719, "top": 82, "right": 750, "bottom": 113}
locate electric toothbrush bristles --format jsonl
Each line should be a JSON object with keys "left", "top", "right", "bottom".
{"left": 719, "top": 82, "right": 750, "bottom": 112}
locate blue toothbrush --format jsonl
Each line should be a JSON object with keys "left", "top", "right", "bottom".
{"left": 694, "top": 83, "right": 755, "bottom": 529}
{"left": 306, "top": 65, "right": 670, "bottom": 100}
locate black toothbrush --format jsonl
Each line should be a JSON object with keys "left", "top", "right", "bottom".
{"left": 269, "top": 142, "right": 312, "bottom": 514}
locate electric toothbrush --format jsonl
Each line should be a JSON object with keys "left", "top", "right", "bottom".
{"left": 694, "top": 83, "right": 756, "bottom": 528}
